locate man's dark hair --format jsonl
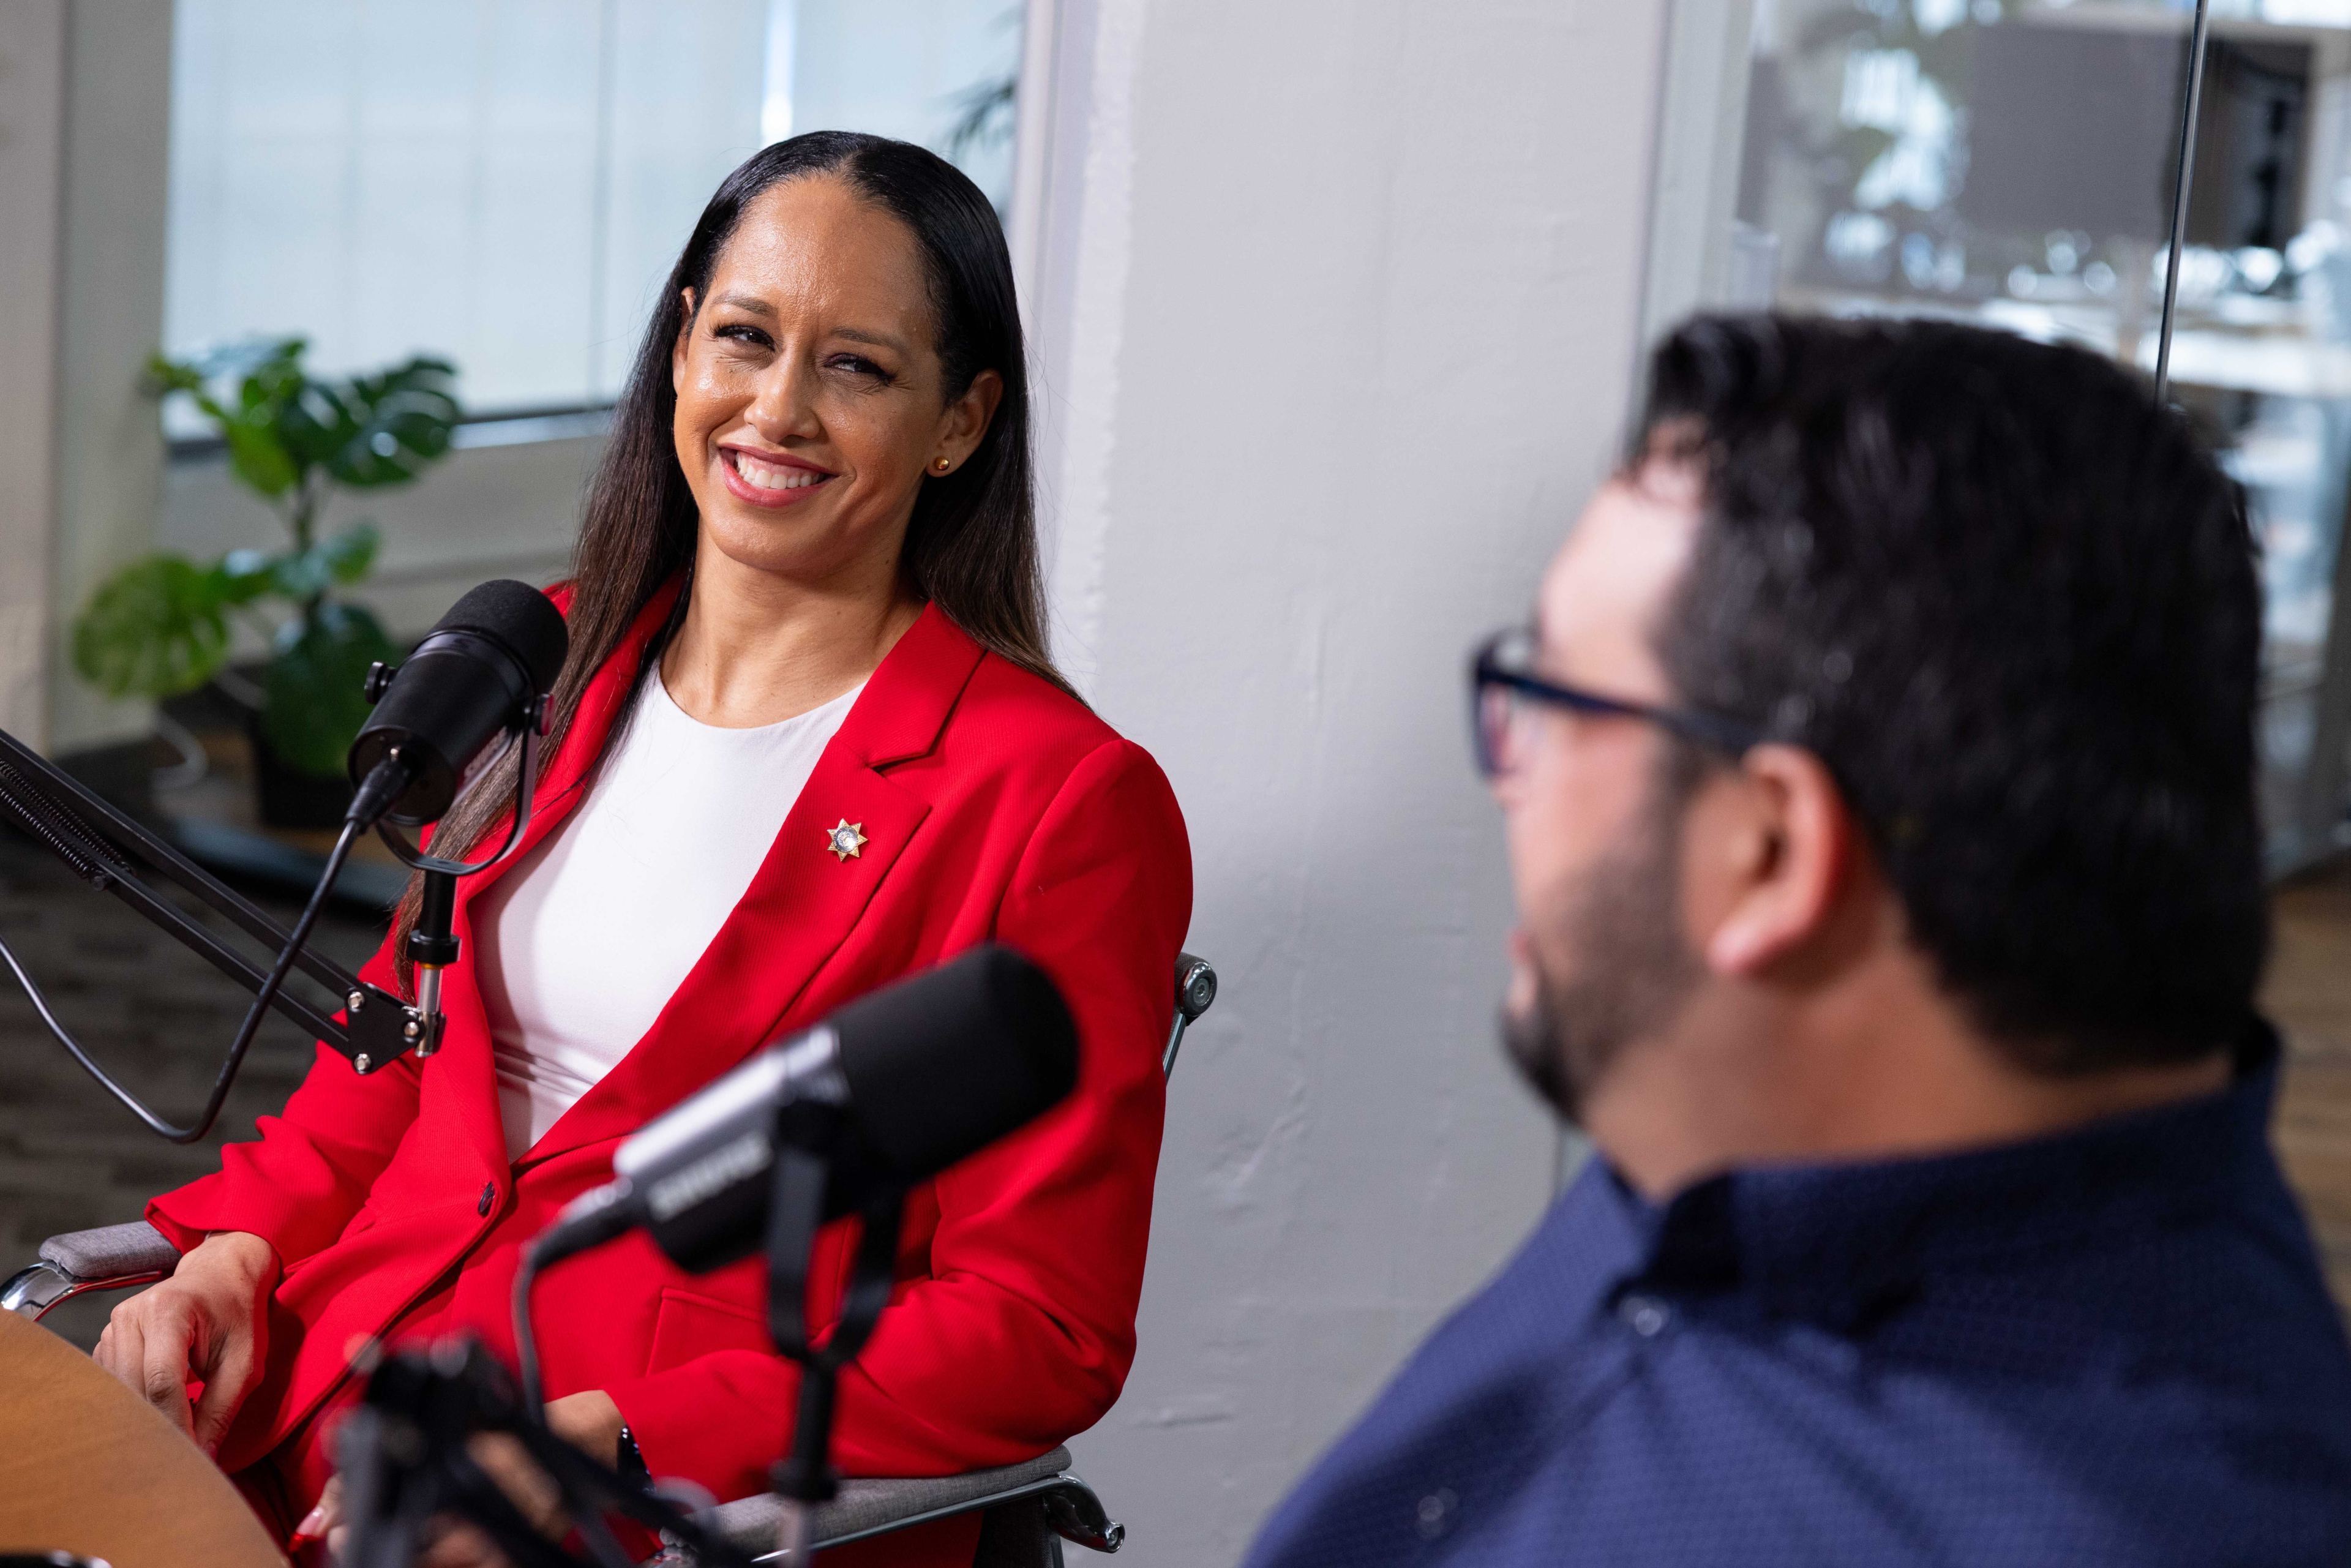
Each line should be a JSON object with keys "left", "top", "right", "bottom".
{"left": 1633, "top": 314, "right": 2267, "bottom": 1074}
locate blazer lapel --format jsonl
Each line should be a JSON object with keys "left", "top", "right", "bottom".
{"left": 517, "top": 602, "right": 988, "bottom": 1165}
{"left": 427, "top": 580, "right": 684, "bottom": 1179}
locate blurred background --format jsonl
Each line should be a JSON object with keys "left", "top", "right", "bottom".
{"left": 0, "top": 1, "right": 2347, "bottom": 1562}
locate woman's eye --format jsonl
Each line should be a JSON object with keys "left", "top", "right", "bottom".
{"left": 715, "top": 324, "right": 771, "bottom": 350}
{"left": 829, "top": 354, "right": 895, "bottom": 383}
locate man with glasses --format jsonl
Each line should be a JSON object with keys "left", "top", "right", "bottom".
{"left": 1243, "top": 315, "right": 2351, "bottom": 1567}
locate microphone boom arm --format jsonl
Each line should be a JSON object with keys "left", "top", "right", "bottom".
{"left": 0, "top": 579, "right": 569, "bottom": 1140}
{"left": 0, "top": 723, "right": 424, "bottom": 1072}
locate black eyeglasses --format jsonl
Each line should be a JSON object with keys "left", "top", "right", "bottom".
{"left": 1469, "top": 629, "right": 1764, "bottom": 778}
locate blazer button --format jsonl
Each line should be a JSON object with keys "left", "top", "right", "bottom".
{"left": 478, "top": 1182, "right": 497, "bottom": 1217}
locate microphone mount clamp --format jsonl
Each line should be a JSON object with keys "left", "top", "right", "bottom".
{"left": 363, "top": 687, "right": 552, "bottom": 1061}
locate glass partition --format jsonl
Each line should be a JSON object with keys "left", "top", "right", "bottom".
{"left": 1715, "top": 0, "right": 2351, "bottom": 872}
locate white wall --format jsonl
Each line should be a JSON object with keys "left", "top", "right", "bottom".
{"left": 1023, "top": 1, "right": 1674, "bottom": 1559}
{"left": 0, "top": 1, "right": 66, "bottom": 745}
{"left": 48, "top": 0, "right": 174, "bottom": 754}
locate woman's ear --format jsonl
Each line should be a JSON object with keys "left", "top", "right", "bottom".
{"left": 671, "top": 287, "right": 699, "bottom": 392}
{"left": 936, "top": 369, "right": 1004, "bottom": 469}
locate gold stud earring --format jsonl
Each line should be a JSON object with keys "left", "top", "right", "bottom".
{"left": 934, "top": 456, "right": 952, "bottom": 473}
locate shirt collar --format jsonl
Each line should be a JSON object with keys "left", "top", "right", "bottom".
{"left": 1599, "top": 1021, "right": 2285, "bottom": 1330}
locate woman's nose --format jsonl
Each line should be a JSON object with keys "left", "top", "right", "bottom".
{"left": 741, "top": 355, "right": 822, "bottom": 442}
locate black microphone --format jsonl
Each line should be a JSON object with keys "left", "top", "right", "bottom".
{"left": 346, "top": 579, "right": 569, "bottom": 828}
{"left": 530, "top": 945, "right": 1080, "bottom": 1273}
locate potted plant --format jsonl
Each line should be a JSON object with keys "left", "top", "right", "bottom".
{"left": 72, "top": 337, "right": 460, "bottom": 827}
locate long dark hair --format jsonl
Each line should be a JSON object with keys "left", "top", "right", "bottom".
{"left": 389, "top": 131, "right": 1060, "bottom": 985}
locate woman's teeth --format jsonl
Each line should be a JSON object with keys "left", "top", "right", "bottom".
{"left": 731, "top": 452, "right": 827, "bottom": 491}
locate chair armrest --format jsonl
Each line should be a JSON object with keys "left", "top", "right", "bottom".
{"left": 4, "top": 1220, "right": 179, "bottom": 1321}
{"left": 42, "top": 1220, "right": 181, "bottom": 1282}
{"left": 700, "top": 1445, "right": 1124, "bottom": 1558}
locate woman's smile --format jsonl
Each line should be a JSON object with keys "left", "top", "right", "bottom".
{"left": 718, "top": 443, "right": 837, "bottom": 508}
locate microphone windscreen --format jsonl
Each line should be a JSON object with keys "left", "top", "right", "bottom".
{"left": 833, "top": 945, "right": 1079, "bottom": 1184}
{"left": 435, "top": 579, "right": 569, "bottom": 695}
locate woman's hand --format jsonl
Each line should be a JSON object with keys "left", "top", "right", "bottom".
{"left": 309, "top": 1389, "right": 624, "bottom": 1566}
{"left": 93, "top": 1229, "right": 279, "bottom": 1457}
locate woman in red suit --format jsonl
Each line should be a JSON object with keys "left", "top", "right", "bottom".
{"left": 91, "top": 131, "right": 1191, "bottom": 1567}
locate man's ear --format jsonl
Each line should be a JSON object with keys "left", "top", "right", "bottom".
{"left": 671, "top": 287, "right": 699, "bottom": 392}
{"left": 1700, "top": 743, "right": 1858, "bottom": 977}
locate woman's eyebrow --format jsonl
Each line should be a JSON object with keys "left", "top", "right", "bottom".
{"left": 708, "top": 294, "right": 906, "bottom": 356}
{"left": 713, "top": 291, "right": 776, "bottom": 318}
{"left": 834, "top": 325, "right": 909, "bottom": 354}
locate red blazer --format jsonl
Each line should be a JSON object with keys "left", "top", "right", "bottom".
{"left": 148, "top": 584, "right": 1192, "bottom": 1559}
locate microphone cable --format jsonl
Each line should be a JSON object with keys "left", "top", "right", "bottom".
{"left": 511, "top": 1179, "right": 643, "bottom": 1411}
{"left": 511, "top": 1245, "right": 547, "bottom": 1413}
{"left": 0, "top": 816, "right": 363, "bottom": 1143}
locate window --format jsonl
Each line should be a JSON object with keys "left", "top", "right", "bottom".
{"left": 767, "top": 1, "right": 1024, "bottom": 214}
{"left": 162, "top": 0, "right": 1026, "bottom": 423}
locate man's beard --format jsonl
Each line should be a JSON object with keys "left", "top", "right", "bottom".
{"left": 1501, "top": 764, "right": 1703, "bottom": 1125}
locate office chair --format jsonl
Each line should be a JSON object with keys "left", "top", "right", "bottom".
{"left": 5, "top": 953, "right": 1220, "bottom": 1566}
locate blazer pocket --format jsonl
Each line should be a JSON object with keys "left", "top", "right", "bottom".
{"left": 646, "top": 1286, "right": 771, "bottom": 1375}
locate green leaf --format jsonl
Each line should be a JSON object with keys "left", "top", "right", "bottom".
{"left": 275, "top": 378, "right": 353, "bottom": 473}
{"left": 222, "top": 416, "right": 299, "bottom": 498}
{"left": 144, "top": 352, "right": 208, "bottom": 399}
{"left": 246, "top": 349, "right": 324, "bottom": 495}
{"left": 326, "top": 356, "right": 462, "bottom": 489}
{"left": 253, "top": 523, "right": 382, "bottom": 605}
{"left": 268, "top": 547, "right": 335, "bottom": 604}
{"left": 145, "top": 335, "right": 460, "bottom": 514}
{"left": 216, "top": 549, "right": 278, "bottom": 605}
{"left": 321, "top": 520, "right": 381, "bottom": 584}
{"left": 144, "top": 339, "right": 314, "bottom": 500}
{"left": 206, "top": 336, "right": 306, "bottom": 383}
{"left": 144, "top": 350, "right": 247, "bottom": 440}
{"left": 261, "top": 602, "right": 398, "bottom": 776}
{"left": 70, "top": 557, "right": 233, "bottom": 700}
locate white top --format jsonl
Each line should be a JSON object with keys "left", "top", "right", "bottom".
{"left": 473, "top": 673, "right": 862, "bottom": 1160}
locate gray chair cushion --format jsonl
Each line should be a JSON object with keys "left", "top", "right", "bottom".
{"left": 706, "top": 1446, "right": 1073, "bottom": 1556}
{"left": 40, "top": 1220, "right": 179, "bottom": 1283}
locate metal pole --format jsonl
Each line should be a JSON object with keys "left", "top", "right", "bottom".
{"left": 2154, "top": 0, "right": 2213, "bottom": 403}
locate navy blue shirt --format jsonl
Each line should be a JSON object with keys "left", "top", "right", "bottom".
{"left": 1245, "top": 1034, "right": 2351, "bottom": 1567}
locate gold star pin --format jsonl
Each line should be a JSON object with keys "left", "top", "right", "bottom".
{"left": 825, "top": 819, "right": 868, "bottom": 861}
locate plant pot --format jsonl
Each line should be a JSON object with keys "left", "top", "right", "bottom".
{"left": 246, "top": 710, "right": 354, "bottom": 830}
